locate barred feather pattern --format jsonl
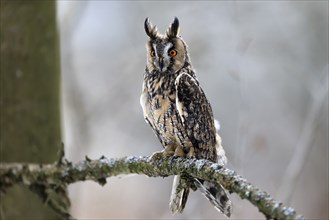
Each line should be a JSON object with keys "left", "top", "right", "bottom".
{"left": 194, "top": 179, "right": 232, "bottom": 217}
{"left": 169, "top": 133, "right": 231, "bottom": 216}
{"left": 141, "top": 17, "right": 232, "bottom": 217}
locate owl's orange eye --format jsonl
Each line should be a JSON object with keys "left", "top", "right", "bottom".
{"left": 151, "top": 50, "right": 155, "bottom": 57}
{"left": 168, "top": 49, "right": 177, "bottom": 57}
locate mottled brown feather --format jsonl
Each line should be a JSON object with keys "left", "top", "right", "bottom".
{"left": 141, "top": 17, "right": 232, "bottom": 217}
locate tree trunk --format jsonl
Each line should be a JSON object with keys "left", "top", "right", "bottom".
{"left": 0, "top": 1, "right": 65, "bottom": 219}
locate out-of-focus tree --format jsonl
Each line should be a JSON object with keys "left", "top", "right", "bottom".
{"left": 0, "top": 1, "right": 68, "bottom": 219}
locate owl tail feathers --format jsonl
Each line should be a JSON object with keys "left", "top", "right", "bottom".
{"left": 194, "top": 178, "right": 232, "bottom": 217}
{"left": 169, "top": 176, "right": 232, "bottom": 217}
{"left": 169, "top": 175, "right": 190, "bottom": 214}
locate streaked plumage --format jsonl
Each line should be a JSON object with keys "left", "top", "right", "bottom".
{"left": 140, "top": 17, "right": 232, "bottom": 217}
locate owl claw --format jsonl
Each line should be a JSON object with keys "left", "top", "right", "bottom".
{"left": 187, "top": 147, "right": 195, "bottom": 158}
{"left": 149, "top": 151, "right": 164, "bottom": 161}
{"left": 149, "top": 146, "right": 175, "bottom": 161}
{"left": 174, "top": 146, "right": 185, "bottom": 157}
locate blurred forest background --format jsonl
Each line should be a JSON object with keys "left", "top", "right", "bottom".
{"left": 57, "top": 1, "right": 328, "bottom": 219}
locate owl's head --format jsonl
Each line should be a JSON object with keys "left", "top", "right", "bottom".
{"left": 144, "top": 17, "right": 190, "bottom": 73}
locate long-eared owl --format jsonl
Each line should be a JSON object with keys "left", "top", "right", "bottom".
{"left": 140, "top": 17, "right": 232, "bottom": 217}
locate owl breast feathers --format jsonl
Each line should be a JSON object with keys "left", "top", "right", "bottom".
{"left": 140, "top": 17, "right": 231, "bottom": 217}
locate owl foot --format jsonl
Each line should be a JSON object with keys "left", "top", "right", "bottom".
{"left": 149, "top": 145, "right": 175, "bottom": 161}
{"left": 187, "top": 147, "right": 195, "bottom": 158}
{"left": 174, "top": 145, "right": 185, "bottom": 157}
{"left": 149, "top": 145, "right": 195, "bottom": 160}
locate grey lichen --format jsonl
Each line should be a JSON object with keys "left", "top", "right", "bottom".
{"left": 0, "top": 156, "right": 304, "bottom": 220}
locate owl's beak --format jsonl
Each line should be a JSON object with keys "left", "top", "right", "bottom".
{"left": 159, "top": 58, "right": 164, "bottom": 71}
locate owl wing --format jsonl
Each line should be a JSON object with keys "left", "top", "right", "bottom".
{"left": 175, "top": 73, "right": 217, "bottom": 160}
{"left": 175, "top": 73, "right": 232, "bottom": 216}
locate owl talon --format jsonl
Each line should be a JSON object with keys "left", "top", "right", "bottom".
{"left": 187, "top": 147, "right": 195, "bottom": 158}
{"left": 149, "top": 147, "right": 175, "bottom": 161}
{"left": 174, "top": 146, "right": 185, "bottom": 157}
{"left": 149, "top": 151, "right": 163, "bottom": 161}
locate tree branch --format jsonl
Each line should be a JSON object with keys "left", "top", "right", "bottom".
{"left": 0, "top": 156, "right": 304, "bottom": 220}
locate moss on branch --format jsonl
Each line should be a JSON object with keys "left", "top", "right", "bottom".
{"left": 0, "top": 156, "right": 304, "bottom": 220}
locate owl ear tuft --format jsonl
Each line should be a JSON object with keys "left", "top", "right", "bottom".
{"left": 166, "top": 17, "right": 180, "bottom": 38}
{"left": 144, "top": 18, "right": 158, "bottom": 39}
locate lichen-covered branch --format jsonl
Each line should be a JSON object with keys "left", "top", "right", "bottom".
{"left": 0, "top": 156, "right": 304, "bottom": 220}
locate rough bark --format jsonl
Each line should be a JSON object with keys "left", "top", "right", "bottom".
{"left": 0, "top": 156, "right": 305, "bottom": 220}
{"left": 0, "top": 1, "right": 68, "bottom": 219}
